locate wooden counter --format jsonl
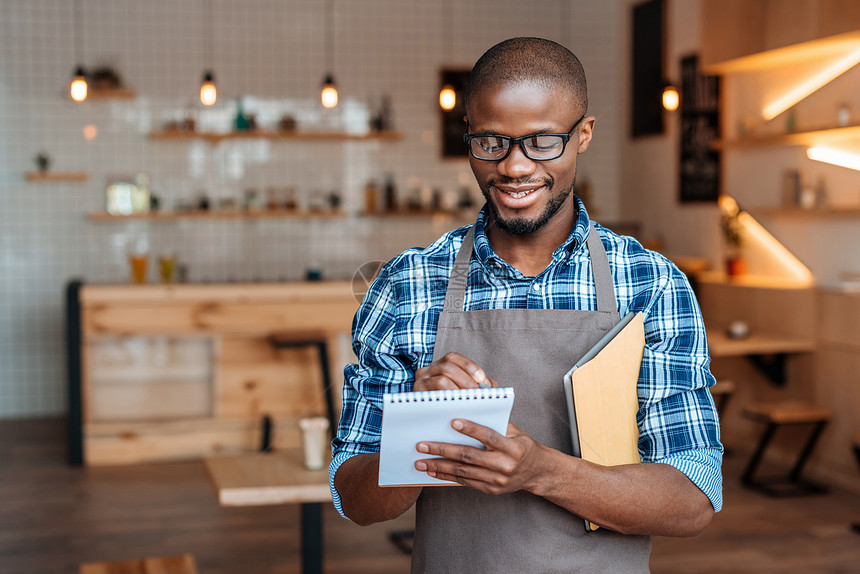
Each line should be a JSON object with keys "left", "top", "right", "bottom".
{"left": 697, "top": 277, "right": 860, "bottom": 493}
{"left": 706, "top": 330, "right": 816, "bottom": 358}
{"left": 68, "top": 281, "right": 360, "bottom": 466}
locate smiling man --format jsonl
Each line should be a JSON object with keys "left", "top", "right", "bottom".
{"left": 331, "top": 37, "right": 722, "bottom": 573}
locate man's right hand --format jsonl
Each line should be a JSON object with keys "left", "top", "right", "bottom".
{"left": 413, "top": 352, "right": 498, "bottom": 391}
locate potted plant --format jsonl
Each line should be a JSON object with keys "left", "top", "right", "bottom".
{"left": 720, "top": 210, "right": 745, "bottom": 277}
{"left": 34, "top": 151, "right": 50, "bottom": 173}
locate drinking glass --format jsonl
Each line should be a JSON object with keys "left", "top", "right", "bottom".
{"left": 129, "top": 253, "right": 149, "bottom": 284}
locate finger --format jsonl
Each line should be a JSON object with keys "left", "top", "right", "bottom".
{"left": 414, "top": 374, "right": 462, "bottom": 391}
{"left": 421, "top": 420, "right": 526, "bottom": 465}
{"left": 438, "top": 352, "right": 488, "bottom": 386}
{"left": 416, "top": 363, "right": 480, "bottom": 390}
{"left": 415, "top": 456, "right": 503, "bottom": 488}
{"left": 416, "top": 357, "right": 487, "bottom": 390}
{"left": 450, "top": 418, "right": 507, "bottom": 451}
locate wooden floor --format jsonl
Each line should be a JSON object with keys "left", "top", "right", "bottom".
{"left": 1, "top": 419, "right": 859, "bottom": 574}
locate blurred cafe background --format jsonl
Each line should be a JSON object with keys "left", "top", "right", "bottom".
{"left": 1, "top": 0, "right": 860, "bottom": 573}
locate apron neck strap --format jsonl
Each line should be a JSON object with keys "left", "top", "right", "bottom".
{"left": 443, "top": 223, "right": 617, "bottom": 314}
{"left": 585, "top": 223, "right": 618, "bottom": 313}
{"left": 442, "top": 226, "right": 476, "bottom": 312}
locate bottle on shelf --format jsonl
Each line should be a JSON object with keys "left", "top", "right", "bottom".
{"left": 283, "top": 187, "right": 298, "bottom": 210}
{"left": 364, "top": 179, "right": 379, "bottom": 213}
{"left": 457, "top": 186, "right": 475, "bottom": 209}
{"left": 243, "top": 188, "right": 262, "bottom": 211}
{"left": 308, "top": 189, "right": 326, "bottom": 212}
{"left": 782, "top": 169, "right": 801, "bottom": 208}
{"left": 266, "top": 187, "right": 279, "bottom": 211}
{"left": 197, "top": 192, "right": 210, "bottom": 211}
{"left": 383, "top": 174, "right": 398, "bottom": 212}
{"left": 234, "top": 98, "right": 250, "bottom": 131}
{"left": 431, "top": 187, "right": 442, "bottom": 211}
{"left": 407, "top": 186, "right": 423, "bottom": 211}
{"left": 815, "top": 176, "right": 828, "bottom": 209}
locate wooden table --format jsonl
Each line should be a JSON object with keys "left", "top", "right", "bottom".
{"left": 205, "top": 450, "right": 331, "bottom": 574}
{"left": 706, "top": 329, "right": 816, "bottom": 386}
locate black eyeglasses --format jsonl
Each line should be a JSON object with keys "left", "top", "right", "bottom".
{"left": 464, "top": 114, "right": 586, "bottom": 161}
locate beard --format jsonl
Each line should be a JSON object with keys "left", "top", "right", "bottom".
{"left": 482, "top": 175, "right": 575, "bottom": 236}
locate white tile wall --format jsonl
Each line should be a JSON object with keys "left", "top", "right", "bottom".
{"left": 0, "top": 0, "right": 622, "bottom": 418}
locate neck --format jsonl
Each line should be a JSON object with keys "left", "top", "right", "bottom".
{"left": 484, "top": 200, "right": 577, "bottom": 277}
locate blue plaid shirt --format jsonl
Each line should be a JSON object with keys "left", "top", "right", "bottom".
{"left": 330, "top": 197, "right": 723, "bottom": 517}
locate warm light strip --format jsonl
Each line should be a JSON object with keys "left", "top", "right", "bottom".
{"left": 761, "top": 47, "right": 860, "bottom": 121}
{"left": 737, "top": 211, "right": 814, "bottom": 284}
{"left": 807, "top": 147, "right": 860, "bottom": 171}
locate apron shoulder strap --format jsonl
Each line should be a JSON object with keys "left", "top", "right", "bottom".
{"left": 442, "top": 226, "right": 475, "bottom": 313}
{"left": 441, "top": 223, "right": 618, "bottom": 314}
{"left": 586, "top": 223, "right": 618, "bottom": 314}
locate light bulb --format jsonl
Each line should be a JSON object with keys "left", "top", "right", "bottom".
{"left": 200, "top": 71, "right": 217, "bottom": 106}
{"left": 662, "top": 85, "right": 679, "bottom": 112}
{"left": 321, "top": 75, "right": 338, "bottom": 108}
{"left": 70, "top": 67, "right": 87, "bottom": 102}
{"left": 439, "top": 85, "right": 456, "bottom": 111}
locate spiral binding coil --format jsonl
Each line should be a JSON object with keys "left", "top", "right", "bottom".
{"left": 384, "top": 387, "right": 514, "bottom": 404}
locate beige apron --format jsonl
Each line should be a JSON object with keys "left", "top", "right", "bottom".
{"left": 411, "top": 224, "right": 651, "bottom": 573}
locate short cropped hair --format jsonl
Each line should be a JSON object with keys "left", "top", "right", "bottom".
{"left": 464, "top": 37, "right": 588, "bottom": 115}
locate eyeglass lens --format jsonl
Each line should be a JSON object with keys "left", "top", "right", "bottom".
{"left": 469, "top": 134, "right": 566, "bottom": 160}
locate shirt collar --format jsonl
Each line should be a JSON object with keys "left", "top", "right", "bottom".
{"left": 472, "top": 195, "right": 592, "bottom": 267}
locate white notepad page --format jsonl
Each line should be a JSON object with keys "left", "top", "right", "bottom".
{"left": 378, "top": 387, "right": 515, "bottom": 487}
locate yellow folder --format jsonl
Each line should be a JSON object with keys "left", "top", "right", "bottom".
{"left": 563, "top": 311, "right": 645, "bottom": 531}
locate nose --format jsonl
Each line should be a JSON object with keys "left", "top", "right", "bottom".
{"left": 497, "top": 142, "right": 537, "bottom": 179}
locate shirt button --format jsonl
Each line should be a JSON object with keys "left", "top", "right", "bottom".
{"left": 532, "top": 283, "right": 541, "bottom": 291}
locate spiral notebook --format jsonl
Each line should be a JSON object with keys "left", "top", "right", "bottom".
{"left": 378, "top": 387, "right": 515, "bottom": 487}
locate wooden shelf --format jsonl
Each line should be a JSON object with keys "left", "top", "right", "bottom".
{"left": 87, "top": 209, "right": 346, "bottom": 222}
{"left": 87, "top": 209, "right": 474, "bottom": 222}
{"left": 703, "top": 29, "right": 860, "bottom": 75}
{"left": 706, "top": 329, "right": 816, "bottom": 358}
{"left": 752, "top": 207, "right": 860, "bottom": 220}
{"left": 712, "top": 123, "right": 860, "bottom": 150}
{"left": 148, "top": 129, "right": 403, "bottom": 143}
{"left": 25, "top": 171, "right": 88, "bottom": 182}
{"left": 360, "top": 209, "right": 473, "bottom": 218}
{"left": 698, "top": 271, "right": 814, "bottom": 290}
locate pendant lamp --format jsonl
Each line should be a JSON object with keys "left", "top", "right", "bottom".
{"left": 438, "top": 0, "right": 455, "bottom": 110}
{"left": 320, "top": 0, "right": 338, "bottom": 108}
{"left": 321, "top": 74, "right": 338, "bottom": 109}
{"left": 662, "top": 83, "right": 679, "bottom": 112}
{"left": 199, "top": 0, "right": 217, "bottom": 106}
{"left": 200, "top": 71, "right": 217, "bottom": 106}
{"left": 439, "top": 85, "right": 456, "bottom": 111}
{"left": 70, "top": 0, "right": 87, "bottom": 102}
{"left": 71, "top": 66, "right": 88, "bottom": 102}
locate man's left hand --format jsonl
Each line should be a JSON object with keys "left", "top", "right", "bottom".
{"left": 414, "top": 420, "right": 552, "bottom": 495}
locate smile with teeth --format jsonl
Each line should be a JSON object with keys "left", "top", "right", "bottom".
{"left": 499, "top": 186, "right": 542, "bottom": 199}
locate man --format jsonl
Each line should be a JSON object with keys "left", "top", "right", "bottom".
{"left": 331, "top": 37, "right": 722, "bottom": 572}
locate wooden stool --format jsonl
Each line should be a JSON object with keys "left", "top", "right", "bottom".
{"left": 80, "top": 554, "right": 198, "bottom": 574}
{"left": 741, "top": 401, "right": 830, "bottom": 497}
{"left": 710, "top": 379, "right": 735, "bottom": 418}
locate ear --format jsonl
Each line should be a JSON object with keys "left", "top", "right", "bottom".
{"left": 575, "top": 116, "right": 596, "bottom": 153}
